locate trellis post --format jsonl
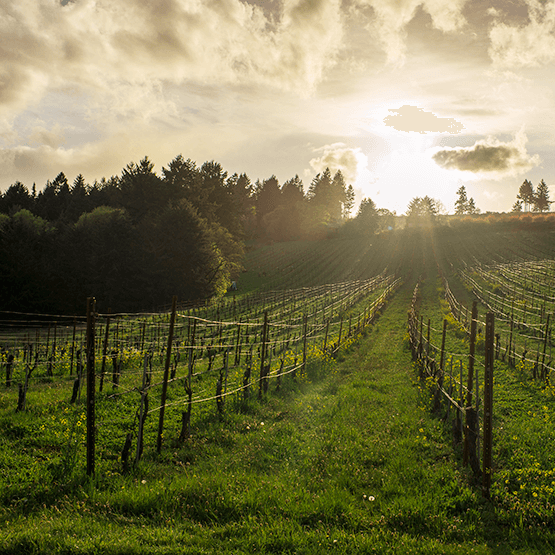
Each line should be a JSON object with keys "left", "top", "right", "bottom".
{"left": 259, "top": 312, "right": 268, "bottom": 397}
{"left": 464, "top": 301, "right": 478, "bottom": 472}
{"left": 483, "top": 312, "right": 495, "bottom": 498}
{"left": 157, "top": 296, "right": 177, "bottom": 454}
{"left": 86, "top": 297, "right": 96, "bottom": 476}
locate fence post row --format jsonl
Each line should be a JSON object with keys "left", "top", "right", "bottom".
{"left": 4, "top": 275, "right": 404, "bottom": 471}
{"left": 409, "top": 295, "right": 495, "bottom": 484}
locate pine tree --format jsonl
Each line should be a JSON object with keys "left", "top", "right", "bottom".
{"left": 454, "top": 186, "right": 468, "bottom": 214}
{"left": 467, "top": 197, "right": 479, "bottom": 214}
{"left": 533, "top": 179, "right": 551, "bottom": 212}
{"left": 517, "top": 179, "right": 535, "bottom": 212}
{"left": 343, "top": 184, "right": 355, "bottom": 219}
{"left": 512, "top": 199, "right": 523, "bottom": 212}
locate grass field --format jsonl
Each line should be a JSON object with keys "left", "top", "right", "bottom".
{"left": 2, "top": 225, "right": 555, "bottom": 554}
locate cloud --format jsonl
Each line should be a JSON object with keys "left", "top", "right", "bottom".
{"left": 384, "top": 105, "right": 464, "bottom": 134}
{"left": 489, "top": 0, "right": 555, "bottom": 68}
{"left": 354, "top": 0, "right": 468, "bottom": 63}
{"left": 0, "top": 0, "right": 346, "bottom": 122}
{"left": 309, "top": 143, "right": 367, "bottom": 184}
{"left": 0, "top": 144, "right": 78, "bottom": 184}
{"left": 432, "top": 130, "right": 540, "bottom": 178}
{"left": 29, "top": 124, "right": 66, "bottom": 149}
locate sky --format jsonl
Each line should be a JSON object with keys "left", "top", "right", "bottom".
{"left": 1, "top": 0, "right": 554, "bottom": 215}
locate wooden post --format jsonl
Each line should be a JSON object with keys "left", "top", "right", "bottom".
{"left": 180, "top": 319, "right": 196, "bottom": 442}
{"left": 541, "top": 314, "right": 551, "bottom": 381}
{"left": 433, "top": 320, "right": 448, "bottom": 413}
{"left": 418, "top": 315, "right": 423, "bottom": 359}
{"left": 508, "top": 316, "right": 514, "bottom": 366}
{"left": 99, "top": 309, "right": 111, "bottom": 393}
{"left": 258, "top": 312, "right": 268, "bottom": 397}
{"left": 439, "top": 319, "right": 447, "bottom": 372}
{"left": 234, "top": 322, "right": 241, "bottom": 366}
{"left": 70, "top": 318, "right": 76, "bottom": 376}
{"left": 157, "top": 296, "right": 177, "bottom": 454}
{"left": 135, "top": 353, "right": 150, "bottom": 464}
{"left": 458, "top": 359, "right": 464, "bottom": 439}
{"left": 302, "top": 314, "right": 308, "bottom": 375}
{"left": 46, "top": 325, "right": 51, "bottom": 366}
{"left": 52, "top": 322, "right": 57, "bottom": 373}
{"left": 464, "top": 301, "right": 478, "bottom": 469}
{"left": 483, "top": 312, "right": 495, "bottom": 498}
{"left": 338, "top": 317, "right": 343, "bottom": 350}
{"left": 224, "top": 348, "right": 229, "bottom": 396}
{"left": 86, "top": 297, "right": 96, "bottom": 476}
{"left": 323, "top": 319, "right": 330, "bottom": 353}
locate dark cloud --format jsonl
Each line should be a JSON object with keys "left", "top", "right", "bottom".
{"left": 433, "top": 143, "right": 515, "bottom": 171}
{"left": 384, "top": 105, "right": 464, "bottom": 134}
{"left": 432, "top": 131, "right": 539, "bottom": 176}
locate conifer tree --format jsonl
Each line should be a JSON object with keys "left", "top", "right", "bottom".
{"left": 343, "top": 184, "right": 355, "bottom": 218}
{"left": 454, "top": 186, "right": 468, "bottom": 214}
{"left": 533, "top": 179, "right": 551, "bottom": 212}
{"left": 517, "top": 179, "right": 535, "bottom": 212}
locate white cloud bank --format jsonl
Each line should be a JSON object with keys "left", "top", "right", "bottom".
{"left": 0, "top": 0, "right": 346, "bottom": 121}
{"left": 489, "top": 0, "right": 555, "bottom": 68}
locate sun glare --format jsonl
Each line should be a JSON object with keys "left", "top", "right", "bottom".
{"left": 358, "top": 130, "right": 463, "bottom": 214}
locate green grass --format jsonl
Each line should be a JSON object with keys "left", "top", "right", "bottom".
{"left": 3, "top": 228, "right": 555, "bottom": 553}
{"left": 2, "top": 277, "right": 555, "bottom": 554}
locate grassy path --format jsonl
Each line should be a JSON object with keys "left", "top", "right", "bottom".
{"left": 2, "top": 280, "right": 552, "bottom": 554}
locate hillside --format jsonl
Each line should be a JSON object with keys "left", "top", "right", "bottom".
{"left": 1, "top": 222, "right": 555, "bottom": 554}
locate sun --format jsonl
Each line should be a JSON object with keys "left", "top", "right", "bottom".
{"left": 358, "top": 131, "right": 462, "bottom": 214}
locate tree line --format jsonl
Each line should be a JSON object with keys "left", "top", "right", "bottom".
{"left": 0, "top": 156, "right": 372, "bottom": 314}
{"left": 2, "top": 155, "right": 550, "bottom": 314}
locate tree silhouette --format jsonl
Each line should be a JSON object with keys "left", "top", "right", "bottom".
{"left": 533, "top": 179, "right": 551, "bottom": 212}
{"left": 454, "top": 186, "right": 468, "bottom": 215}
{"left": 0, "top": 182, "right": 33, "bottom": 215}
{"left": 517, "top": 179, "right": 535, "bottom": 212}
{"left": 406, "top": 196, "right": 440, "bottom": 227}
{"left": 454, "top": 185, "right": 479, "bottom": 214}
{"left": 355, "top": 197, "right": 378, "bottom": 235}
{"left": 343, "top": 184, "right": 355, "bottom": 219}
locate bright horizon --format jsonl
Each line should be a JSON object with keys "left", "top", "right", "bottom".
{"left": 1, "top": 0, "right": 554, "bottom": 215}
